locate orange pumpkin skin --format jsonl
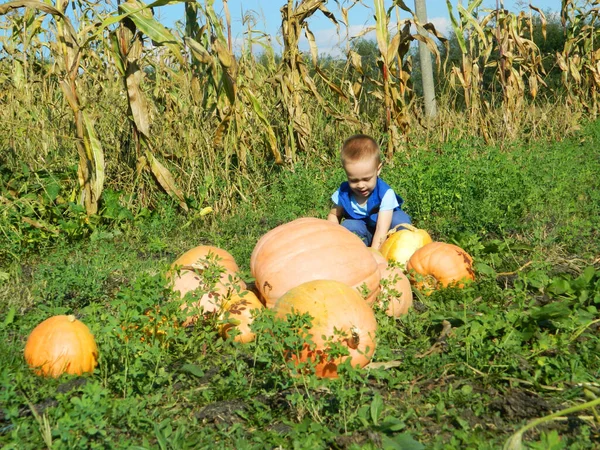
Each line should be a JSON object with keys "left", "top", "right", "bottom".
{"left": 24, "top": 315, "right": 98, "bottom": 378}
{"left": 250, "top": 218, "right": 381, "bottom": 308}
{"left": 170, "top": 245, "right": 246, "bottom": 326}
{"left": 172, "top": 269, "right": 247, "bottom": 326}
{"left": 368, "top": 248, "right": 389, "bottom": 274}
{"left": 172, "top": 245, "right": 240, "bottom": 273}
{"left": 378, "top": 266, "right": 413, "bottom": 317}
{"left": 406, "top": 242, "right": 475, "bottom": 293}
{"left": 219, "top": 291, "right": 264, "bottom": 343}
{"left": 380, "top": 224, "right": 433, "bottom": 266}
{"left": 272, "top": 280, "right": 377, "bottom": 379}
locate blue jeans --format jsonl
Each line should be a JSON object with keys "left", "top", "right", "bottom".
{"left": 341, "top": 209, "right": 412, "bottom": 246}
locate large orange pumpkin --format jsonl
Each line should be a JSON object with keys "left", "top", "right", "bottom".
{"left": 378, "top": 266, "right": 413, "bottom": 317}
{"left": 250, "top": 218, "right": 381, "bottom": 308}
{"left": 406, "top": 242, "right": 475, "bottom": 293}
{"left": 380, "top": 224, "right": 433, "bottom": 266}
{"left": 24, "top": 315, "right": 98, "bottom": 378}
{"left": 272, "top": 280, "right": 377, "bottom": 378}
{"left": 218, "top": 291, "right": 264, "bottom": 343}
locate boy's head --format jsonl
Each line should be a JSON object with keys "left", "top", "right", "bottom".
{"left": 340, "top": 134, "right": 382, "bottom": 202}
{"left": 340, "top": 134, "right": 381, "bottom": 167}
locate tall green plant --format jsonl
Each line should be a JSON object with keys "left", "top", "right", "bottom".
{"left": 0, "top": 0, "right": 105, "bottom": 216}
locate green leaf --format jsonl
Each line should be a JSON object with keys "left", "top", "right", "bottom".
{"left": 445, "top": 0, "right": 467, "bottom": 55}
{"left": 382, "top": 433, "right": 424, "bottom": 450}
{"left": 3, "top": 307, "right": 16, "bottom": 327}
{"left": 475, "top": 262, "right": 496, "bottom": 277}
{"left": 370, "top": 393, "right": 384, "bottom": 426}
{"left": 180, "top": 363, "right": 204, "bottom": 378}
{"left": 546, "top": 278, "right": 572, "bottom": 296}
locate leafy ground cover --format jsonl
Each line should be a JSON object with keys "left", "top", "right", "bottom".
{"left": 1, "top": 121, "right": 599, "bottom": 449}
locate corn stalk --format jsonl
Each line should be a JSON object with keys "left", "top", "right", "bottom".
{"left": 446, "top": 0, "right": 547, "bottom": 140}
{"left": 352, "top": 0, "right": 443, "bottom": 158}
{"left": 110, "top": 0, "right": 188, "bottom": 211}
{"left": 558, "top": 0, "right": 600, "bottom": 115}
{"left": 185, "top": 0, "right": 282, "bottom": 167}
{"left": 278, "top": 0, "right": 343, "bottom": 160}
{"left": 0, "top": 0, "right": 105, "bottom": 216}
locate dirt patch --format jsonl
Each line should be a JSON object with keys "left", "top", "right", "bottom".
{"left": 489, "top": 388, "right": 551, "bottom": 421}
{"left": 195, "top": 399, "right": 248, "bottom": 424}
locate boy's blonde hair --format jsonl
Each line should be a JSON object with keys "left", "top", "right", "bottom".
{"left": 340, "top": 134, "right": 381, "bottom": 166}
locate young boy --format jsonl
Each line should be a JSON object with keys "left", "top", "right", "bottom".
{"left": 327, "top": 134, "right": 411, "bottom": 249}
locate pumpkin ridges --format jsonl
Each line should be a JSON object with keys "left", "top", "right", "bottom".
{"left": 272, "top": 280, "right": 377, "bottom": 378}
{"left": 407, "top": 242, "right": 475, "bottom": 291}
{"left": 252, "top": 218, "right": 381, "bottom": 308}
{"left": 173, "top": 245, "right": 239, "bottom": 273}
{"left": 25, "top": 315, "right": 98, "bottom": 377}
{"left": 378, "top": 265, "right": 413, "bottom": 316}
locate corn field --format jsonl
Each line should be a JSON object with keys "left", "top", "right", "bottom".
{"left": 0, "top": 0, "right": 598, "bottom": 215}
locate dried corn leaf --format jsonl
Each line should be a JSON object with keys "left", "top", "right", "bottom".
{"left": 374, "top": 0, "right": 389, "bottom": 57}
{"left": 243, "top": 86, "right": 282, "bottom": 164}
{"left": 82, "top": 111, "right": 106, "bottom": 202}
{"left": 146, "top": 150, "right": 188, "bottom": 212}
{"left": 118, "top": 0, "right": 183, "bottom": 65}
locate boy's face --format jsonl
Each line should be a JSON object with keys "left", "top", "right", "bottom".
{"left": 343, "top": 157, "right": 382, "bottom": 202}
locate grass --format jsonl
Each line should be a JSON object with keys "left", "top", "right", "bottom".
{"left": 1, "top": 120, "right": 599, "bottom": 449}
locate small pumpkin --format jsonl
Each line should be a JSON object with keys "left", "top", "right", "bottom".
{"left": 406, "top": 242, "right": 475, "bottom": 293}
{"left": 378, "top": 266, "right": 413, "bottom": 317}
{"left": 218, "top": 291, "right": 264, "bottom": 343}
{"left": 251, "top": 217, "right": 381, "bottom": 308}
{"left": 169, "top": 245, "right": 246, "bottom": 326}
{"left": 173, "top": 268, "right": 247, "bottom": 327}
{"left": 380, "top": 224, "right": 433, "bottom": 266}
{"left": 24, "top": 315, "right": 98, "bottom": 378}
{"left": 272, "top": 280, "right": 377, "bottom": 379}
{"left": 368, "top": 248, "right": 389, "bottom": 274}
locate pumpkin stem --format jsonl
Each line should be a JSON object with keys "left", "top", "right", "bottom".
{"left": 67, "top": 315, "right": 76, "bottom": 322}
{"left": 346, "top": 326, "right": 360, "bottom": 350}
{"left": 387, "top": 223, "right": 417, "bottom": 236}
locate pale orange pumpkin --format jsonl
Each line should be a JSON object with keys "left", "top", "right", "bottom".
{"left": 218, "top": 291, "right": 264, "bottom": 343}
{"left": 250, "top": 218, "right": 381, "bottom": 308}
{"left": 368, "top": 248, "right": 389, "bottom": 274}
{"left": 24, "top": 315, "right": 98, "bottom": 378}
{"left": 272, "top": 280, "right": 377, "bottom": 379}
{"left": 170, "top": 245, "right": 246, "bottom": 326}
{"left": 406, "top": 242, "right": 475, "bottom": 293}
{"left": 172, "top": 268, "right": 247, "bottom": 326}
{"left": 378, "top": 266, "right": 413, "bottom": 317}
{"left": 379, "top": 224, "right": 433, "bottom": 266}
{"left": 171, "top": 245, "right": 240, "bottom": 273}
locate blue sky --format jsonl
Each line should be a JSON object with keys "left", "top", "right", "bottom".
{"left": 155, "top": 0, "right": 559, "bottom": 56}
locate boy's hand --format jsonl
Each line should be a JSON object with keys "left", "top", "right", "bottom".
{"left": 328, "top": 206, "right": 343, "bottom": 224}
{"left": 372, "top": 209, "right": 393, "bottom": 249}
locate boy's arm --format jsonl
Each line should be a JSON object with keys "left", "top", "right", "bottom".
{"left": 372, "top": 209, "right": 393, "bottom": 249}
{"left": 327, "top": 206, "right": 344, "bottom": 224}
